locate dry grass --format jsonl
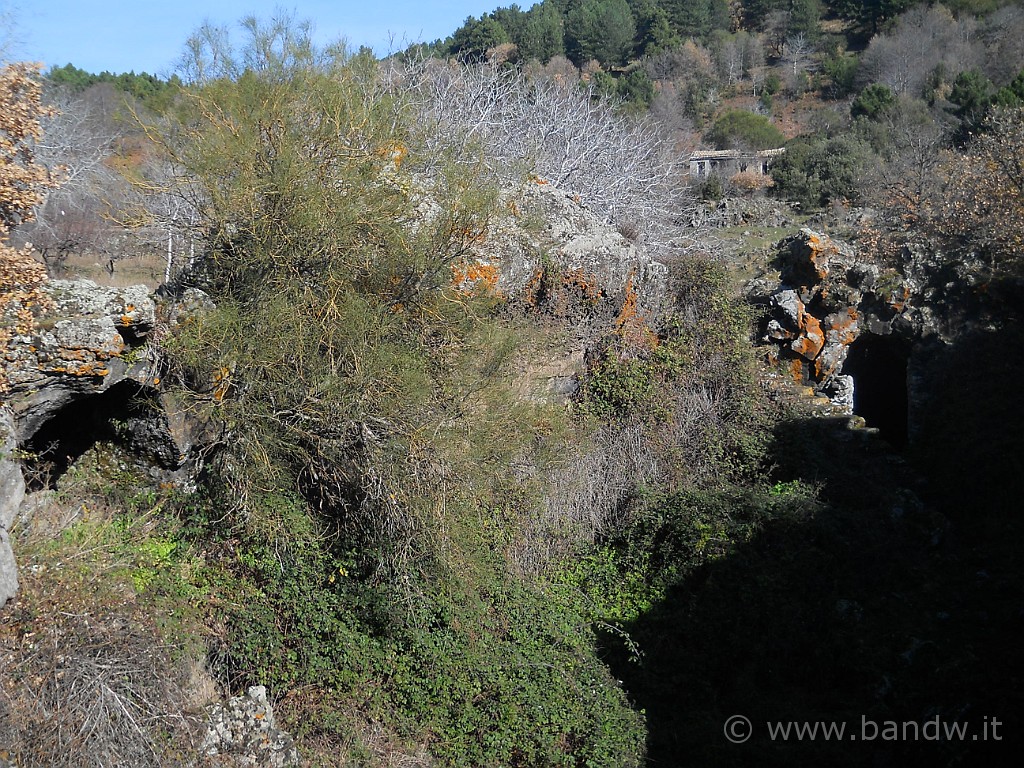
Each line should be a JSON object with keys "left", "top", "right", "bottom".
{"left": 277, "top": 688, "right": 435, "bottom": 768}
{"left": 0, "top": 495, "right": 207, "bottom": 768}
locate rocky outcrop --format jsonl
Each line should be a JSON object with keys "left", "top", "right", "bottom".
{"left": 0, "top": 279, "right": 215, "bottom": 604}
{"left": 2, "top": 279, "right": 208, "bottom": 480}
{"left": 4, "top": 279, "right": 159, "bottom": 441}
{"left": 750, "top": 229, "right": 925, "bottom": 410}
{"left": 201, "top": 685, "right": 300, "bottom": 767}
{"left": 454, "top": 179, "right": 668, "bottom": 319}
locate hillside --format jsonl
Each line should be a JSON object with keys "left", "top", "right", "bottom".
{"left": 2, "top": 4, "right": 1024, "bottom": 767}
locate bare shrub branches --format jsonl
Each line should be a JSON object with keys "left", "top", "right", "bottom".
{"left": 935, "top": 107, "right": 1024, "bottom": 276}
{"left": 390, "top": 58, "right": 701, "bottom": 257}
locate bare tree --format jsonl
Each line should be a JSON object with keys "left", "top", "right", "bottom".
{"left": 390, "top": 57, "right": 701, "bottom": 257}
{"left": 763, "top": 10, "right": 790, "bottom": 60}
{"left": 862, "top": 101, "right": 949, "bottom": 228}
{"left": 120, "top": 155, "right": 202, "bottom": 283}
{"left": 716, "top": 34, "right": 746, "bottom": 88}
{"left": 784, "top": 33, "right": 814, "bottom": 78}
{"left": 13, "top": 85, "right": 124, "bottom": 273}
{"left": 860, "top": 4, "right": 982, "bottom": 98}
{"left": 712, "top": 30, "right": 763, "bottom": 91}
{"left": 982, "top": 4, "right": 1024, "bottom": 87}
{"left": 644, "top": 40, "right": 715, "bottom": 84}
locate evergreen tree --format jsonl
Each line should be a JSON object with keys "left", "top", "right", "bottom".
{"left": 832, "top": 0, "right": 919, "bottom": 33}
{"left": 632, "top": 0, "right": 682, "bottom": 57}
{"left": 565, "top": 0, "right": 638, "bottom": 66}
{"left": 663, "top": 0, "right": 730, "bottom": 39}
{"left": 706, "top": 108, "right": 786, "bottom": 149}
{"left": 949, "top": 69, "right": 995, "bottom": 142}
{"left": 789, "top": 0, "right": 822, "bottom": 36}
{"left": 521, "top": 1, "right": 566, "bottom": 61}
{"left": 449, "top": 15, "right": 510, "bottom": 62}
{"left": 492, "top": 4, "right": 529, "bottom": 48}
{"left": 850, "top": 82, "right": 896, "bottom": 120}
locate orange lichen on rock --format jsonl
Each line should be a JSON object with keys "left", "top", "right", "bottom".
{"left": 825, "top": 307, "right": 859, "bottom": 345}
{"left": 451, "top": 259, "right": 501, "bottom": 296}
{"left": 803, "top": 232, "right": 832, "bottom": 281}
{"left": 890, "top": 285, "right": 910, "bottom": 312}
{"left": 790, "top": 358, "right": 805, "bottom": 383}
{"left": 614, "top": 270, "right": 658, "bottom": 349}
{"left": 522, "top": 267, "right": 544, "bottom": 307}
{"left": 791, "top": 312, "right": 824, "bottom": 360}
{"left": 43, "top": 361, "right": 110, "bottom": 378}
{"left": 562, "top": 268, "right": 603, "bottom": 306}
{"left": 375, "top": 141, "right": 407, "bottom": 169}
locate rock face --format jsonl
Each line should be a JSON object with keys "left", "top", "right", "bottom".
{"left": 456, "top": 179, "right": 668, "bottom": 319}
{"left": 751, "top": 229, "right": 922, "bottom": 409}
{"left": 4, "top": 279, "right": 159, "bottom": 442}
{"left": 0, "top": 408, "right": 24, "bottom": 607}
{"left": 201, "top": 685, "right": 300, "bottom": 767}
{"left": 0, "top": 279, "right": 215, "bottom": 604}
{"left": 748, "top": 228, "right": 981, "bottom": 449}
{"left": 2, "top": 279, "right": 204, "bottom": 477}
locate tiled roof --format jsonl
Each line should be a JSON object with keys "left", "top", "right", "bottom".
{"left": 689, "top": 147, "right": 786, "bottom": 160}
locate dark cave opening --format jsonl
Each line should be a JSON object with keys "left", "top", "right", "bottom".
{"left": 22, "top": 381, "right": 161, "bottom": 490}
{"left": 842, "top": 334, "right": 910, "bottom": 449}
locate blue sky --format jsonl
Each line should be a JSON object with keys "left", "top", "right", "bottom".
{"left": 11, "top": 1, "right": 500, "bottom": 76}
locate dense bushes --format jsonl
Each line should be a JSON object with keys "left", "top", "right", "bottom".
{"left": 132, "top": 20, "right": 684, "bottom": 765}
{"left": 184, "top": 493, "right": 646, "bottom": 766}
{"left": 770, "top": 134, "right": 871, "bottom": 208}
{"left": 579, "top": 256, "right": 767, "bottom": 481}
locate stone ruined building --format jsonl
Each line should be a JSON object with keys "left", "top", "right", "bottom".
{"left": 689, "top": 147, "right": 786, "bottom": 179}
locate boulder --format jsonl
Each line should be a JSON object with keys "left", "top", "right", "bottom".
{"left": 756, "top": 230, "right": 916, "bottom": 411}
{"left": 201, "top": 685, "right": 301, "bottom": 767}
{"left": 462, "top": 179, "right": 668, "bottom": 315}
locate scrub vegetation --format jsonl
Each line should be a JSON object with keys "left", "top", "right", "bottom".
{"left": 3, "top": 2, "right": 1023, "bottom": 766}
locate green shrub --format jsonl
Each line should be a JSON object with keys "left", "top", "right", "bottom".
{"left": 578, "top": 257, "right": 770, "bottom": 485}
{"left": 705, "top": 109, "right": 785, "bottom": 150}
{"left": 141, "top": 19, "right": 655, "bottom": 765}
{"left": 822, "top": 53, "right": 858, "bottom": 98}
{"left": 771, "top": 134, "right": 872, "bottom": 208}
{"left": 850, "top": 83, "right": 896, "bottom": 120}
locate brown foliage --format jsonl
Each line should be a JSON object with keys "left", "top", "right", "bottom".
{"left": 729, "top": 170, "right": 774, "bottom": 192}
{"left": 0, "top": 63, "right": 60, "bottom": 229}
{"left": 1, "top": 63, "right": 61, "bottom": 392}
{"left": 935, "top": 107, "right": 1024, "bottom": 275}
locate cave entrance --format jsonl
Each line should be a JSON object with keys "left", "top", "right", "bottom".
{"left": 842, "top": 334, "right": 910, "bottom": 449}
{"left": 22, "top": 381, "right": 162, "bottom": 490}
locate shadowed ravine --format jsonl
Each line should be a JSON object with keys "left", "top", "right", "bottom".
{"left": 605, "top": 328, "right": 1024, "bottom": 767}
